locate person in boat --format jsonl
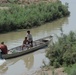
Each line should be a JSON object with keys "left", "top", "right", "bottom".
{"left": 0, "top": 42, "right": 8, "bottom": 54}
{"left": 22, "top": 37, "right": 29, "bottom": 50}
{"left": 26, "top": 30, "right": 33, "bottom": 47}
{"left": 0, "top": 49, "right": 3, "bottom": 59}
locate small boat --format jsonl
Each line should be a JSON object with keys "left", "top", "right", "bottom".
{"left": 2, "top": 35, "right": 53, "bottom": 59}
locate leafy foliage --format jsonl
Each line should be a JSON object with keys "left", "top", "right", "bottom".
{"left": 0, "top": 1, "right": 70, "bottom": 33}
{"left": 46, "top": 31, "right": 76, "bottom": 68}
{"left": 65, "top": 64, "right": 76, "bottom": 75}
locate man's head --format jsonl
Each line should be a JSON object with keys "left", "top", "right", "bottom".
{"left": 1, "top": 42, "right": 4, "bottom": 44}
{"left": 27, "top": 30, "right": 30, "bottom": 34}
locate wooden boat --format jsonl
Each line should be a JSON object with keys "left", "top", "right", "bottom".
{"left": 2, "top": 35, "right": 53, "bottom": 59}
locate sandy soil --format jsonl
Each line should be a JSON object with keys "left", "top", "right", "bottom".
{"left": 33, "top": 67, "right": 67, "bottom": 75}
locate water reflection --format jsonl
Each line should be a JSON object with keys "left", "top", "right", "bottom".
{"left": 0, "top": 63, "right": 8, "bottom": 75}
{"left": 23, "top": 54, "right": 34, "bottom": 70}
{"left": 0, "top": 53, "right": 34, "bottom": 75}
{"left": 60, "top": 0, "right": 76, "bottom": 34}
{"left": 9, "top": 53, "right": 34, "bottom": 70}
{"left": 0, "top": 48, "right": 47, "bottom": 75}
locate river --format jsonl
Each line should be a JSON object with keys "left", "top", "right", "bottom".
{"left": 0, "top": 0, "right": 76, "bottom": 75}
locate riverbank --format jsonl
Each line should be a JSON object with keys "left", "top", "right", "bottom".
{"left": 45, "top": 30, "right": 76, "bottom": 75}
{"left": 33, "top": 67, "right": 67, "bottom": 75}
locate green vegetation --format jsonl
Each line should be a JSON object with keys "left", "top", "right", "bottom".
{"left": 0, "top": 1, "right": 70, "bottom": 33}
{"left": 46, "top": 30, "right": 76, "bottom": 68}
{"left": 65, "top": 64, "right": 76, "bottom": 75}
{"left": 7, "top": 0, "right": 19, "bottom": 3}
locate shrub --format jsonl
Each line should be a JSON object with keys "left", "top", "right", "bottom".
{"left": 0, "top": 1, "right": 70, "bottom": 33}
{"left": 65, "top": 64, "right": 76, "bottom": 75}
{"left": 46, "top": 30, "right": 76, "bottom": 68}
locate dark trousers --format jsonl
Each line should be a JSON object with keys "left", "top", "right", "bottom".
{"left": 0, "top": 52, "right": 3, "bottom": 59}
{"left": 28, "top": 41, "right": 33, "bottom": 47}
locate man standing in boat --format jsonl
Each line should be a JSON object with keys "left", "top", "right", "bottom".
{"left": 0, "top": 42, "right": 8, "bottom": 54}
{"left": 26, "top": 30, "right": 33, "bottom": 47}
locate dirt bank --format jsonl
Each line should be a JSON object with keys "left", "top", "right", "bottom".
{"left": 33, "top": 67, "right": 67, "bottom": 75}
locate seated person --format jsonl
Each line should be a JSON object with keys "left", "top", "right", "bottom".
{"left": 22, "top": 37, "right": 29, "bottom": 50}
{"left": 0, "top": 42, "right": 8, "bottom": 54}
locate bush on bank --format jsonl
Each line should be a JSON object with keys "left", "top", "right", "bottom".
{"left": 65, "top": 64, "right": 76, "bottom": 75}
{"left": 46, "top": 31, "right": 76, "bottom": 68}
{"left": 0, "top": 1, "right": 70, "bottom": 33}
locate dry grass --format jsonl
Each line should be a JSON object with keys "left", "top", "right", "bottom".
{"left": 0, "top": 0, "right": 58, "bottom": 9}
{"left": 0, "top": 0, "right": 58, "bottom": 4}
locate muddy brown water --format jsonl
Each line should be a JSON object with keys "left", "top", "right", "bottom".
{"left": 0, "top": 0, "right": 76, "bottom": 75}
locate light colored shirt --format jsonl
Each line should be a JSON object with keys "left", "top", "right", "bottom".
{"left": 27, "top": 34, "right": 33, "bottom": 41}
